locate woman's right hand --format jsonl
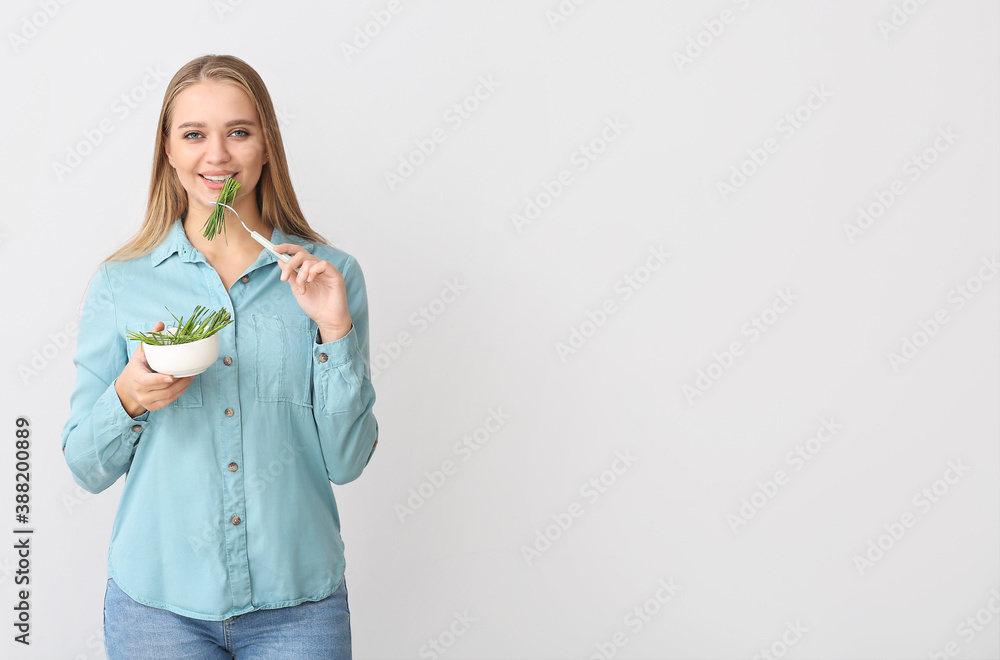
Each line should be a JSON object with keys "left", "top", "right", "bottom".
{"left": 114, "top": 322, "right": 195, "bottom": 417}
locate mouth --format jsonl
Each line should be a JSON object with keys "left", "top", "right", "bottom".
{"left": 199, "top": 172, "right": 238, "bottom": 190}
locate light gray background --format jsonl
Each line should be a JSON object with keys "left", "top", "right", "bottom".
{"left": 1, "top": 1, "right": 998, "bottom": 658}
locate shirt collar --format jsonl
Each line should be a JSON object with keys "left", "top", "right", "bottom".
{"left": 151, "top": 218, "right": 314, "bottom": 267}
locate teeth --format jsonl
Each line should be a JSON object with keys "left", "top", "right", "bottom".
{"left": 203, "top": 174, "right": 233, "bottom": 182}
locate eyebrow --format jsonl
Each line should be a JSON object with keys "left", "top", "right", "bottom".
{"left": 175, "top": 119, "right": 256, "bottom": 130}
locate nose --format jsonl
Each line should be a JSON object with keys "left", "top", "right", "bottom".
{"left": 205, "top": 134, "right": 230, "bottom": 164}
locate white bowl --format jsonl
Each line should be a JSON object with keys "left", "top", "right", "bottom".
{"left": 143, "top": 330, "right": 220, "bottom": 377}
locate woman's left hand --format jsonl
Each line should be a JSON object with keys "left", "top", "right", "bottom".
{"left": 274, "top": 243, "right": 353, "bottom": 342}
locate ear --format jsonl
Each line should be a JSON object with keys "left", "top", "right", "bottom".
{"left": 164, "top": 138, "right": 174, "bottom": 167}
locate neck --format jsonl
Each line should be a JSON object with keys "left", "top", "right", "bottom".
{"left": 183, "top": 196, "right": 272, "bottom": 262}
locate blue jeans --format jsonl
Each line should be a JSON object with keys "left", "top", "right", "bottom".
{"left": 104, "top": 577, "right": 351, "bottom": 659}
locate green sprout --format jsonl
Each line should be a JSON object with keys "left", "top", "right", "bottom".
{"left": 202, "top": 177, "right": 242, "bottom": 241}
{"left": 126, "top": 306, "right": 234, "bottom": 346}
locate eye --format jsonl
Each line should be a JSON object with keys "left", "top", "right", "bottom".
{"left": 183, "top": 131, "right": 204, "bottom": 139}
{"left": 230, "top": 129, "right": 250, "bottom": 138}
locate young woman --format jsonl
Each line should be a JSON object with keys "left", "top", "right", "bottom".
{"left": 61, "top": 54, "right": 377, "bottom": 659}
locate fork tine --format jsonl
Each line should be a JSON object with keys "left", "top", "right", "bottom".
{"left": 215, "top": 202, "right": 252, "bottom": 233}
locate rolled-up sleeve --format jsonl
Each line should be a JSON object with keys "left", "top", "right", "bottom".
{"left": 62, "top": 264, "right": 149, "bottom": 493}
{"left": 312, "top": 255, "right": 378, "bottom": 485}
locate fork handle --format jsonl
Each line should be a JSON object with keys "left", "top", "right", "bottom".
{"left": 251, "top": 231, "right": 300, "bottom": 272}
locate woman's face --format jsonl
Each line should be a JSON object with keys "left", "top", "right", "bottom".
{"left": 164, "top": 80, "right": 267, "bottom": 221}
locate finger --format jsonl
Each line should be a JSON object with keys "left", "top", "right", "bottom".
{"left": 276, "top": 253, "right": 291, "bottom": 281}
{"left": 147, "top": 377, "right": 195, "bottom": 410}
{"left": 272, "top": 243, "right": 302, "bottom": 256}
{"left": 137, "top": 370, "right": 175, "bottom": 388}
{"left": 135, "top": 374, "right": 184, "bottom": 409}
{"left": 300, "top": 256, "right": 332, "bottom": 285}
{"left": 132, "top": 353, "right": 173, "bottom": 384}
{"left": 300, "top": 262, "right": 317, "bottom": 286}
{"left": 273, "top": 244, "right": 293, "bottom": 279}
{"left": 133, "top": 321, "right": 167, "bottom": 359}
{"left": 132, "top": 348, "right": 157, "bottom": 375}
{"left": 287, "top": 256, "right": 317, "bottom": 293}
{"left": 273, "top": 244, "right": 303, "bottom": 281}
{"left": 162, "top": 376, "right": 194, "bottom": 398}
{"left": 304, "top": 260, "right": 333, "bottom": 283}
{"left": 289, "top": 249, "right": 314, "bottom": 271}
{"left": 295, "top": 261, "right": 314, "bottom": 288}
{"left": 280, "top": 255, "right": 311, "bottom": 283}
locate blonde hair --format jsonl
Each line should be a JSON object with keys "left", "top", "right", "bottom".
{"left": 107, "top": 54, "right": 325, "bottom": 261}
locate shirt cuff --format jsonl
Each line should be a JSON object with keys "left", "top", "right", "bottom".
{"left": 313, "top": 324, "right": 358, "bottom": 365}
{"left": 313, "top": 325, "right": 363, "bottom": 415}
{"left": 100, "top": 381, "right": 150, "bottom": 443}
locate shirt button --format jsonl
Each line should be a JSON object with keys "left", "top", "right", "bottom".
{"left": 225, "top": 408, "right": 235, "bottom": 417}
{"left": 318, "top": 353, "right": 329, "bottom": 363}
{"left": 223, "top": 356, "right": 233, "bottom": 366}
{"left": 240, "top": 275, "right": 250, "bottom": 283}
{"left": 231, "top": 515, "right": 242, "bottom": 525}
{"left": 228, "top": 462, "right": 238, "bottom": 472}
{"left": 131, "top": 424, "right": 142, "bottom": 433}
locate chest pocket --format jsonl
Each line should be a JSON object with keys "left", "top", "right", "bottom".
{"left": 252, "top": 314, "right": 315, "bottom": 407}
{"left": 123, "top": 321, "right": 204, "bottom": 409}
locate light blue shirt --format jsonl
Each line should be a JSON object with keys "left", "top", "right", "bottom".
{"left": 61, "top": 218, "right": 378, "bottom": 620}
